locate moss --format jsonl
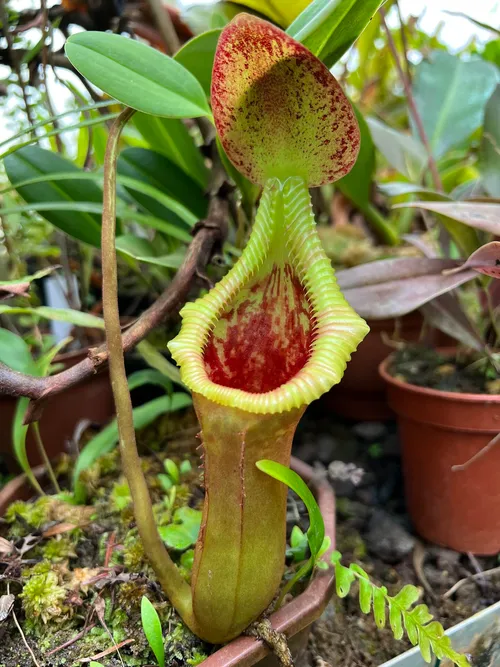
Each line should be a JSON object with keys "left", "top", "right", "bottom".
{"left": 20, "top": 569, "right": 69, "bottom": 626}
{"left": 5, "top": 497, "right": 51, "bottom": 535}
{"left": 123, "top": 532, "right": 146, "bottom": 570}
{"left": 109, "top": 480, "right": 132, "bottom": 512}
{"left": 42, "top": 536, "right": 77, "bottom": 562}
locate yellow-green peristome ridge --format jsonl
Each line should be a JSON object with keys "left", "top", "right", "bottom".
{"left": 169, "top": 177, "right": 369, "bottom": 413}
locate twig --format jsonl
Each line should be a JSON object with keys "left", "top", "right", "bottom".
{"left": 0, "top": 197, "right": 228, "bottom": 420}
{"left": 443, "top": 565, "right": 500, "bottom": 599}
{"left": 395, "top": 0, "right": 412, "bottom": 84}
{"left": 79, "top": 638, "right": 134, "bottom": 663}
{"left": 379, "top": 6, "right": 443, "bottom": 192}
{"left": 46, "top": 623, "right": 96, "bottom": 655}
{"left": 452, "top": 432, "right": 500, "bottom": 472}
{"left": 146, "top": 0, "right": 180, "bottom": 54}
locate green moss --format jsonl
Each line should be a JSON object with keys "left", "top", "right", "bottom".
{"left": 42, "top": 537, "right": 77, "bottom": 562}
{"left": 20, "top": 569, "right": 69, "bottom": 626}
{"left": 5, "top": 497, "right": 51, "bottom": 535}
{"left": 109, "top": 480, "right": 132, "bottom": 512}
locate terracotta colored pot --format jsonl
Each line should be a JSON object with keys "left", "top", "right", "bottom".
{"left": 323, "top": 313, "right": 434, "bottom": 421}
{"left": 0, "top": 457, "right": 335, "bottom": 667}
{"left": 0, "top": 348, "right": 114, "bottom": 472}
{"left": 379, "top": 354, "right": 500, "bottom": 555}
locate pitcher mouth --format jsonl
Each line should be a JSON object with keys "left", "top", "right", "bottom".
{"left": 168, "top": 177, "right": 369, "bottom": 414}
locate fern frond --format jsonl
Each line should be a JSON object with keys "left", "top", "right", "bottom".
{"left": 330, "top": 551, "right": 470, "bottom": 667}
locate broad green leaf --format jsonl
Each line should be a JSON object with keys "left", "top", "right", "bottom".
{"left": 287, "top": 0, "right": 386, "bottom": 68}
{"left": 4, "top": 146, "right": 103, "bottom": 247}
{"left": 174, "top": 30, "right": 221, "bottom": 97}
{"left": 367, "top": 117, "right": 427, "bottom": 180}
{"left": 73, "top": 394, "right": 193, "bottom": 500}
{"left": 133, "top": 114, "right": 209, "bottom": 190}
{"left": 337, "top": 105, "right": 375, "bottom": 207}
{"left": 0, "top": 306, "right": 105, "bottom": 329}
{"left": 127, "top": 369, "right": 172, "bottom": 393}
{"left": 213, "top": 14, "right": 359, "bottom": 186}
{"left": 413, "top": 51, "right": 499, "bottom": 158}
{"left": 141, "top": 597, "right": 165, "bottom": 667}
{"left": 117, "top": 147, "right": 207, "bottom": 225}
{"left": 392, "top": 585, "right": 421, "bottom": 610}
{"left": 164, "top": 459, "right": 180, "bottom": 485}
{"left": 65, "top": 32, "right": 212, "bottom": 119}
{"left": 256, "top": 460, "right": 324, "bottom": 557}
{"left": 159, "top": 506, "right": 202, "bottom": 550}
{"left": 116, "top": 236, "right": 186, "bottom": 270}
{"left": 137, "top": 340, "right": 186, "bottom": 389}
{"left": 1, "top": 170, "right": 198, "bottom": 229}
{"left": 480, "top": 84, "right": 500, "bottom": 197}
{"left": 0, "top": 329, "right": 38, "bottom": 375}
{"left": 0, "top": 202, "right": 192, "bottom": 244}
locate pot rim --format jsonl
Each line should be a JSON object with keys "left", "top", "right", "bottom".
{"left": 0, "top": 457, "right": 335, "bottom": 667}
{"left": 379, "top": 351, "right": 500, "bottom": 405}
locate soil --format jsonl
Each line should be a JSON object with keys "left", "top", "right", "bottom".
{"left": 387, "top": 345, "right": 500, "bottom": 395}
{"left": 295, "top": 401, "right": 500, "bottom": 667}
{"left": 0, "top": 400, "right": 497, "bottom": 667}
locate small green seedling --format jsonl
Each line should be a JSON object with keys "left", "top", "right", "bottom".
{"left": 158, "top": 458, "right": 192, "bottom": 492}
{"left": 141, "top": 596, "right": 165, "bottom": 667}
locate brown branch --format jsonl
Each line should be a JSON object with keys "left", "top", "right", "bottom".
{"left": 0, "top": 198, "right": 228, "bottom": 421}
{"left": 379, "top": 7, "right": 443, "bottom": 192}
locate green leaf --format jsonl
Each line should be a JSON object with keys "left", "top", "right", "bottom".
{"left": 287, "top": 0, "right": 387, "bottom": 68}
{"left": 136, "top": 340, "right": 186, "bottom": 389}
{"left": 358, "top": 576, "right": 372, "bottom": 614}
{"left": 0, "top": 329, "right": 38, "bottom": 375}
{"left": 133, "top": 114, "right": 209, "bottom": 190}
{"left": 389, "top": 601, "right": 404, "bottom": 640}
{"left": 141, "top": 597, "right": 165, "bottom": 667}
{"left": 256, "top": 460, "right": 324, "bottom": 558}
{"left": 13, "top": 398, "right": 35, "bottom": 489}
{"left": 116, "top": 236, "right": 186, "bottom": 270}
{"left": 4, "top": 146, "right": 103, "bottom": 247}
{"left": 287, "top": 525, "right": 309, "bottom": 562}
{"left": 159, "top": 507, "right": 202, "bottom": 550}
{"left": 335, "top": 562, "right": 356, "bottom": 598}
{"left": 0, "top": 306, "right": 105, "bottom": 329}
{"left": 164, "top": 459, "right": 180, "bottom": 485}
{"left": 127, "top": 369, "right": 172, "bottom": 393}
{"left": 372, "top": 586, "right": 386, "bottom": 628}
{"left": 1, "top": 170, "right": 199, "bottom": 230}
{"left": 404, "top": 614, "right": 418, "bottom": 646}
{"left": 65, "top": 32, "right": 212, "bottom": 119}
{"left": 337, "top": 105, "right": 375, "bottom": 207}
{"left": 367, "top": 117, "right": 427, "bottom": 180}
{"left": 117, "top": 147, "right": 207, "bottom": 225}
{"left": 0, "top": 113, "right": 119, "bottom": 161}
{"left": 179, "top": 460, "right": 192, "bottom": 475}
{"left": 413, "top": 51, "right": 499, "bottom": 158}
{"left": 72, "top": 394, "right": 192, "bottom": 499}
{"left": 174, "top": 30, "right": 221, "bottom": 97}
{"left": 392, "top": 584, "right": 421, "bottom": 610}
{"left": 418, "top": 632, "right": 432, "bottom": 663}
{"left": 480, "top": 84, "right": 500, "bottom": 197}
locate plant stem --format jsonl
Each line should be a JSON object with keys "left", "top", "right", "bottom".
{"left": 360, "top": 202, "right": 400, "bottom": 246}
{"left": 100, "top": 107, "right": 195, "bottom": 626}
{"left": 146, "top": 0, "right": 180, "bottom": 54}
{"left": 32, "top": 422, "right": 61, "bottom": 493}
{"left": 379, "top": 7, "right": 443, "bottom": 192}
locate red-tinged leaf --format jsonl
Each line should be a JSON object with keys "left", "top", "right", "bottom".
{"left": 211, "top": 13, "right": 360, "bottom": 187}
{"left": 0, "top": 282, "right": 30, "bottom": 300}
{"left": 336, "top": 257, "right": 478, "bottom": 319}
{"left": 445, "top": 241, "right": 500, "bottom": 278}
{"left": 394, "top": 201, "right": 500, "bottom": 235}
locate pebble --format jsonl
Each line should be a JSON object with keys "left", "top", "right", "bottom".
{"left": 365, "top": 509, "right": 415, "bottom": 563}
{"left": 353, "top": 421, "right": 387, "bottom": 442}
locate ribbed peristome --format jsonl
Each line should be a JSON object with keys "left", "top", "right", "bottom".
{"left": 168, "top": 176, "right": 369, "bottom": 414}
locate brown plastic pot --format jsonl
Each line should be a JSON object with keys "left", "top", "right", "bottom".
{"left": 379, "top": 353, "right": 500, "bottom": 555}
{"left": 0, "top": 348, "right": 114, "bottom": 472}
{"left": 323, "top": 313, "right": 437, "bottom": 421}
{"left": 0, "top": 457, "right": 335, "bottom": 667}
